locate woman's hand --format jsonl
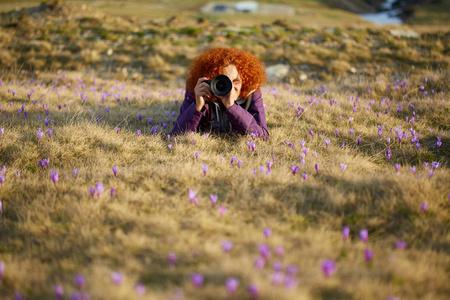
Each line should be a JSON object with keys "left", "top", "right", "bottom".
{"left": 217, "top": 81, "right": 240, "bottom": 110}
{"left": 194, "top": 77, "right": 212, "bottom": 112}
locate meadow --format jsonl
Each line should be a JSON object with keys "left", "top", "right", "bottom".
{"left": 0, "top": 1, "right": 449, "bottom": 300}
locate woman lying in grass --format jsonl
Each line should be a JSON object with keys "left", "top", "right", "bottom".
{"left": 171, "top": 47, "right": 269, "bottom": 138}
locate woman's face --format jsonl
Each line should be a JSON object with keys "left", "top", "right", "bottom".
{"left": 221, "top": 64, "right": 242, "bottom": 98}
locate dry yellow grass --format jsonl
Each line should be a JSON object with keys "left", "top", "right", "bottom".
{"left": 0, "top": 68, "right": 448, "bottom": 299}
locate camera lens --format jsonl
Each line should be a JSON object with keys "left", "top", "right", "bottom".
{"left": 210, "top": 75, "right": 232, "bottom": 97}
{"left": 216, "top": 81, "right": 227, "bottom": 92}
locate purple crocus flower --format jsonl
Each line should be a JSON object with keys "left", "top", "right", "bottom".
{"left": 321, "top": 259, "right": 337, "bottom": 278}
{"left": 309, "top": 130, "right": 314, "bottom": 139}
{"left": 148, "top": 117, "right": 153, "bottom": 125}
{"left": 50, "top": 169, "right": 59, "bottom": 186}
{"left": 396, "top": 241, "right": 407, "bottom": 250}
{"left": 263, "top": 227, "right": 272, "bottom": 238}
{"left": 90, "top": 187, "right": 95, "bottom": 198}
{"left": 291, "top": 165, "right": 299, "bottom": 175}
{"left": 410, "top": 166, "right": 416, "bottom": 175}
{"left": 189, "top": 189, "right": 199, "bottom": 206}
{"left": 110, "top": 188, "right": 115, "bottom": 197}
{"left": 431, "top": 161, "right": 441, "bottom": 170}
{"left": 168, "top": 252, "right": 176, "bottom": 269}
{"left": 340, "top": 163, "right": 347, "bottom": 172}
{"left": 357, "top": 137, "right": 361, "bottom": 145}
{"left": 314, "top": 163, "right": 319, "bottom": 174}
{"left": 247, "top": 284, "right": 259, "bottom": 298}
{"left": 231, "top": 156, "right": 237, "bottom": 164}
{"left": 46, "top": 129, "right": 53, "bottom": 138}
{"left": 55, "top": 285, "right": 64, "bottom": 300}
{"left": 15, "top": 291, "right": 22, "bottom": 300}
{"left": 116, "top": 127, "right": 120, "bottom": 133}
{"left": 237, "top": 160, "right": 243, "bottom": 168}
{"left": 284, "top": 140, "right": 294, "bottom": 149}
{"left": 194, "top": 151, "right": 200, "bottom": 159}
{"left": 168, "top": 144, "right": 172, "bottom": 151}
{"left": 73, "top": 168, "right": 78, "bottom": 179}
{"left": 349, "top": 128, "right": 355, "bottom": 135}
{"left": 324, "top": 139, "right": 330, "bottom": 148}
{"left": 71, "top": 292, "right": 91, "bottom": 300}
{"left": 364, "top": 249, "right": 373, "bottom": 262}
{"left": 286, "top": 265, "right": 298, "bottom": 276}
{"left": 395, "top": 164, "right": 401, "bottom": 173}
{"left": 271, "top": 272, "right": 283, "bottom": 285}
{"left": 137, "top": 130, "right": 141, "bottom": 136}
{"left": 202, "top": 164, "right": 208, "bottom": 176}
{"left": 254, "top": 257, "right": 265, "bottom": 269}
{"left": 258, "top": 244, "right": 271, "bottom": 260}
{"left": 222, "top": 240, "right": 233, "bottom": 253}
{"left": 43, "top": 158, "right": 50, "bottom": 168}
{"left": 275, "top": 245, "right": 284, "bottom": 258}
{"left": 112, "top": 166, "right": 118, "bottom": 177}
{"left": 0, "top": 200, "right": 2, "bottom": 214}
{"left": 138, "top": 114, "right": 142, "bottom": 121}
{"left": 302, "top": 173, "right": 308, "bottom": 180}
{"left": 0, "top": 128, "right": 3, "bottom": 137}
{"left": 342, "top": 226, "right": 350, "bottom": 242}
{"left": 386, "top": 148, "right": 391, "bottom": 162}
{"left": 209, "top": 194, "right": 218, "bottom": 207}
{"left": 111, "top": 272, "right": 124, "bottom": 286}
{"left": 273, "top": 261, "right": 282, "bottom": 272}
{"left": 74, "top": 275, "right": 86, "bottom": 290}
{"left": 335, "top": 129, "right": 339, "bottom": 136}
{"left": 218, "top": 205, "right": 227, "bottom": 216}
{"left": 37, "top": 130, "right": 43, "bottom": 141}
{"left": 247, "top": 141, "right": 256, "bottom": 152}
{"left": 284, "top": 276, "right": 298, "bottom": 289}
{"left": 359, "top": 229, "right": 368, "bottom": 243}
{"left": 0, "top": 175, "right": 4, "bottom": 187}
{"left": 95, "top": 182, "right": 104, "bottom": 198}
{"left": 421, "top": 203, "right": 428, "bottom": 213}
{"left": 225, "top": 278, "right": 239, "bottom": 295}
{"left": 135, "top": 283, "right": 146, "bottom": 295}
{"left": 0, "top": 261, "right": 5, "bottom": 279}
{"left": 190, "top": 273, "right": 204, "bottom": 289}
{"left": 267, "top": 161, "right": 273, "bottom": 172}
{"left": 436, "top": 137, "right": 442, "bottom": 149}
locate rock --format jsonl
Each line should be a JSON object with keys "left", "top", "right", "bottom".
{"left": 266, "top": 64, "right": 289, "bottom": 80}
{"left": 389, "top": 29, "right": 419, "bottom": 39}
{"left": 299, "top": 73, "right": 308, "bottom": 81}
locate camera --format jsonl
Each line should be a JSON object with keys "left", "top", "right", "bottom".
{"left": 203, "top": 75, "right": 233, "bottom": 97}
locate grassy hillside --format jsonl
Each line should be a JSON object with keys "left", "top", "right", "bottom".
{"left": 0, "top": 1, "right": 449, "bottom": 300}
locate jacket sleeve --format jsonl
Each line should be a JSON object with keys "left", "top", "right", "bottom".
{"left": 225, "top": 90, "right": 269, "bottom": 139}
{"left": 170, "top": 92, "right": 206, "bottom": 135}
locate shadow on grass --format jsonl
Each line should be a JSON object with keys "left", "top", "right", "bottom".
{"left": 266, "top": 174, "right": 448, "bottom": 253}
{"left": 312, "top": 285, "right": 355, "bottom": 300}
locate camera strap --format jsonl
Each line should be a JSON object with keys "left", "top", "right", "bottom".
{"left": 206, "top": 93, "right": 252, "bottom": 134}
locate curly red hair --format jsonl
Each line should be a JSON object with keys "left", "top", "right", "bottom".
{"left": 186, "top": 47, "right": 267, "bottom": 98}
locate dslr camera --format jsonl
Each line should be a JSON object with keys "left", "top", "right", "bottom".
{"left": 203, "top": 75, "right": 233, "bottom": 97}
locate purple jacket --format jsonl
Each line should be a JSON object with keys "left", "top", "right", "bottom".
{"left": 170, "top": 90, "right": 269, "bottom": 138}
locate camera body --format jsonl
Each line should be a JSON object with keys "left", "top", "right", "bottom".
{"left": 203, "top": 75, "right": 233, "bottom": 97}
